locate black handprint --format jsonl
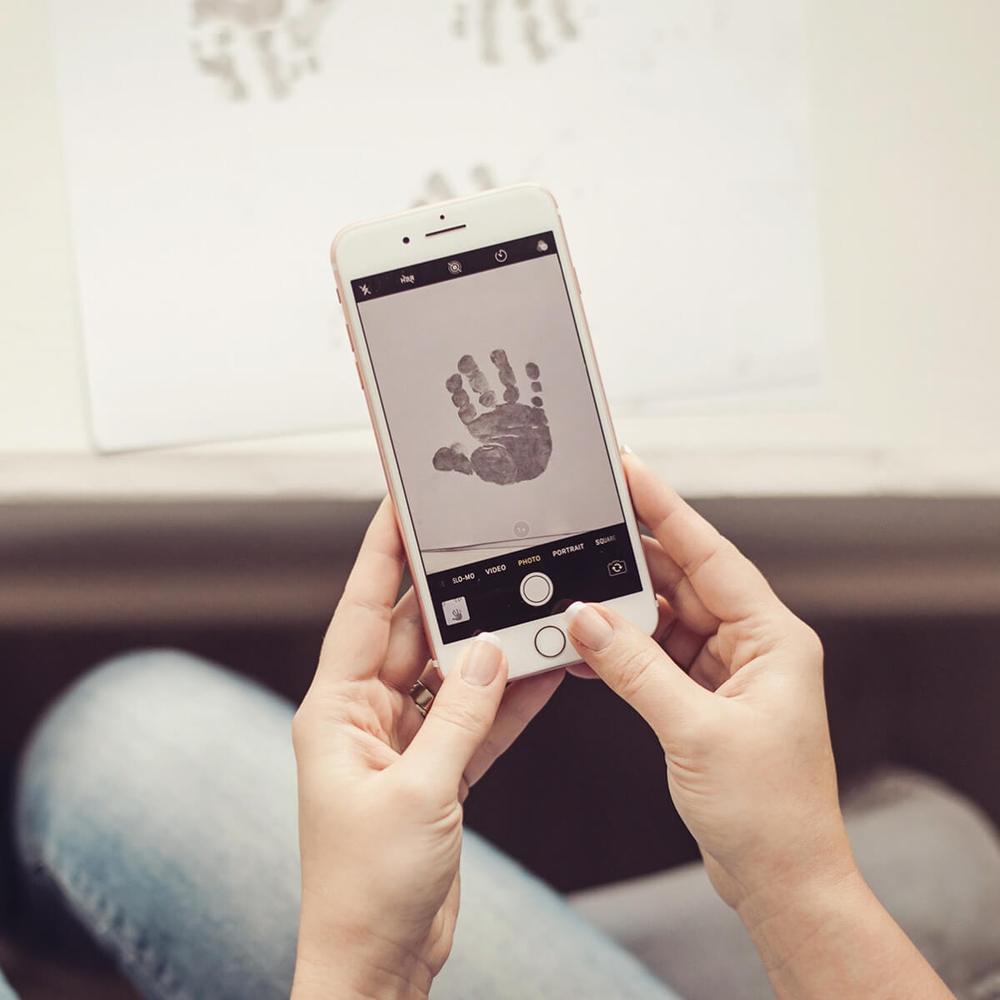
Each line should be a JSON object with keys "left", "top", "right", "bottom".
{"left": 432, "top": 350, "right": 552, "bottom": 485}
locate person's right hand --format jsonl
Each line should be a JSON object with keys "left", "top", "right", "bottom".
{"left": 567, "top": 452, "right": 954, "bottom": 998}
{"left": 565, "top": 452, "right": 853, "bottom": 918}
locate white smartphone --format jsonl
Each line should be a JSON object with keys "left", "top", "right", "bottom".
{"left": 331, "top": 185, "right": 656, "bottom": 679}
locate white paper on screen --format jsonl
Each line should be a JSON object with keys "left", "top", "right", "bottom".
{"left": 48, "top": 0, "right": 826, "bottom": 451}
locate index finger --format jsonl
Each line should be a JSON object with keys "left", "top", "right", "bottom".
{"left": 624, "top": 452, "right": 777, "bottom": 623}
{"left": 316, "top": 497, "right": 407, "bottom": 684}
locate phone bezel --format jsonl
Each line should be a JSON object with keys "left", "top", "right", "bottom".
{"left": 331, "top": 184, "right": 657, "bottom": 679}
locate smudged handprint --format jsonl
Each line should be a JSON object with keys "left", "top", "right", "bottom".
{"left": 433, "top": 350, "right": 551, "bottom": 485}
{"left": 411, "top": 164, "right": 497, "bottom": 208}
{"left": 189, "top": 0, "right": 336, "bottom": 101}
{"left": 452, "top": 0, "right": 580, "bottom": 64}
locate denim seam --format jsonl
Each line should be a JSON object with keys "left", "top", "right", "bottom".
{"left": 33, "top": 844, "right": 191, "bottom": 1000}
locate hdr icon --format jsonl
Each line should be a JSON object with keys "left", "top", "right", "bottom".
{"left": 400, "top": 273, "right": 415, "bottom": 284}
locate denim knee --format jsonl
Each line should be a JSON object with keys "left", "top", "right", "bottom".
{"left": 15, "top": 649, "right": 301, "bottom": 1000}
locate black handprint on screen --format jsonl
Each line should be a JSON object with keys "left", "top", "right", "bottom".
{"left": 432, "top": 350, "right": 552, "bottom": 485}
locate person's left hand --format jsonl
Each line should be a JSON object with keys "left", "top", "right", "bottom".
{"left": 291, "top": 499, "right": 564, "bottom": 1000}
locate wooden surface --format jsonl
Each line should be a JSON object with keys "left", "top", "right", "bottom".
{"left": 3, "top": 496, "right": 1000, "bottom": 629}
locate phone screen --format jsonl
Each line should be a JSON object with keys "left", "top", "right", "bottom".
{"left": 352, "top": 232, "right": 641, "bottom": 643}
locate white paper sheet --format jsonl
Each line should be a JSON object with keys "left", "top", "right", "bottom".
{"left": 49, "top": 0, "right": 825, "bottom": 450}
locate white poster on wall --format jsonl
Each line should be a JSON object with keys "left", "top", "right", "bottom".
{"left": 48, "top": 0, "right": 825, "bottom": 451}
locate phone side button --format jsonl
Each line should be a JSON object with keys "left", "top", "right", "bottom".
{"left": 534, "top": 625, "right": 566, "bottom": 658}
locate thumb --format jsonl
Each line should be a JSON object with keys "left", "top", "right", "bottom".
{"left": 565, "top": 602, "right": 710, "bottom": 739}
{"left": 400, "top": 633, "right": 508, "bottom": 798}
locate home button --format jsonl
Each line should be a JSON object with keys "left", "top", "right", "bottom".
{"left": 534, "top": 625, "right": 566, "bottom": 658}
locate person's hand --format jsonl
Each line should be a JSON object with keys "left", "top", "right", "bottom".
{"left": 291, "top": 499, "right": 563, "bottom": 1000}
{"left": 566, "top": 452, "right": 850, "bottom": 917}
{"left": 566, "top": 452, "right": 953, "bottom": 998}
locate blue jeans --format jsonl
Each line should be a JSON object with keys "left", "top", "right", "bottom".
{"left": 12, "top": 651, "right": 675, "bottom": 1000}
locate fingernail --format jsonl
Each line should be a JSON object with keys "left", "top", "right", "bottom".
{"left": 565, "top": 602, "right": 615, "bottom": 651}
{"left": 620, "top": 442, "right": 634, "bottom": 455}
{"left": 461, "top": 633, "right": 503, "bottom": 686}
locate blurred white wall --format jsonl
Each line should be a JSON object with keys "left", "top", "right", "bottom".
{"left": 0, "top": 0, "right": 998, "bottom": 496}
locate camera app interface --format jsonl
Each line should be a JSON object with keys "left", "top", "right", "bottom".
{"left": 352, "top": 232, "right": 641, "bottom": 643}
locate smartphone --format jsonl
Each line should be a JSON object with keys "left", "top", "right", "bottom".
{"left": 331, "top": 185, "right": 656, "bottom": 679}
